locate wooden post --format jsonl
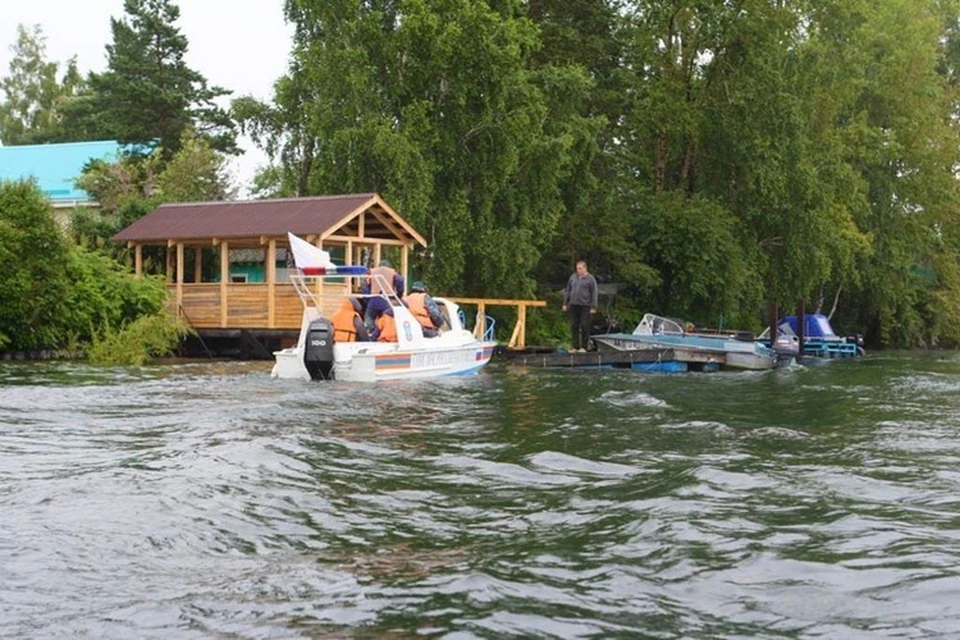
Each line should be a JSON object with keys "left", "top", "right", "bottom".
{"left": 166, "top": 245, "right": 173, "bottom": 283}
{"left": 374, "top": 243, "right": 382, "bottom": 267}
{"left": 346, "top": 240, "right": 353, "bottom": 265}
{"left": 176, "top": 242, "right": 184, "bottom": 316}
{"left": 193, "top": 247, "right": 202, "bottom": 283}
{"left": 134, "top": 244, "right": 142, "bottom": 277}
{"left": 508, "top": 309, "right": 523, "bottom": 349}
{"left": 401, "top": 244, "right": 409, "bottom": 292}
{"left": 267, "top": 238, "right": 276, "bottom": 329}
{"left": 220, "top": 241, "right": 229, "bottom": 327}
{"left": 517, "top": 303, "right": 527, "bottom": 348}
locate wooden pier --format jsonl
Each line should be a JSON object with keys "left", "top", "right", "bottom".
{"left": 503, "top": 347, "right": 725, "bottom": 372}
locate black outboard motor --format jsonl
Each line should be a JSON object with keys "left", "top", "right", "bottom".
{"left": 303, "top": 318, "right": 335, "bottom": 380}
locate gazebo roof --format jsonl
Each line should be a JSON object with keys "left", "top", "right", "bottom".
{"left": 113, "top": 192, "right": 427, "bottom": 246}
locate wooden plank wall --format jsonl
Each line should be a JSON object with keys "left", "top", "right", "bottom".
{"left": 172, "top": 283, "right": 352, "bottom": 330}
{"left": 226, "top": 285, "right": 269, "bottom": 327}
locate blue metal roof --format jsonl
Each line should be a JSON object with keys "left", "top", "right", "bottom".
{"left": 0, "top": 140, "right": 122, "bottom": 203}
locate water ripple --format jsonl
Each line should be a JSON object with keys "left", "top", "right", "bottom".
{"left": 3, "top": 354, "right": 960, "bottom": 637}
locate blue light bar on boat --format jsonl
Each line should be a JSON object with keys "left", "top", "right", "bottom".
{"left": 301, "top": 265, "right": 370, "bottom": 276}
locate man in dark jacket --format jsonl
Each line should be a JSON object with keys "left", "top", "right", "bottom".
{"left": 562, "top": 259, "right": 598, "bottom": 352}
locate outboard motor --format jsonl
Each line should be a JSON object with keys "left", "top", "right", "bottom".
{"left": 849, "top": 333, "right": 866, "bottom": 356}
{"left": 303, "top": 318, "right": 335, "bottom": 380}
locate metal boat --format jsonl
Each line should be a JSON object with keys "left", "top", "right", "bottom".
{"left": 592, "top": 314, "right": 782, "bottom": 370}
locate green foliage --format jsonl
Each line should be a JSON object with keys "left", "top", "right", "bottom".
{"left": 0, "top": 24, "right": 87, "bottom": 144}
{"left": 0, "top": 180, "right": 172, "bottom": 353}
{"left": 155, "top": 130, "right": 237, "bottom": 202}
{"left": 237, "top": 0, "right": 960, "bottom": 347}
{"left": 0, "top": 180, "right": 72, "bottom": 350}
{"left": 86, "top": 311, "right": 193, "bottom": 366}
{"left": 241, "top": 0, "right": 598, "bottom": 298}
{"left": 75, "top": 154, "right": 160, "bottom": 215}
{"left": 60, "top": 246, "right": 169, "bottom": 344}
{"left": 71, "top": 130, "right": 234, "bottom": 249}
{"left": 73, "top": 0, "right": 237, "bottom": 156}
{"left": 631, "top": 191, "right": 761, "bottom": 327}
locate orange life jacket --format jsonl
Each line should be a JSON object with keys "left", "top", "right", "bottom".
{"left": 376, "top": 312, "right": 398, "bottom": 342}
{"left": 404, "top": 292, "right": 433, "bottom": 329}
{"left": 368, "top": 266, "right": 398, "bottom": 295}
{"left": 331, "top": 300, "right": 361, "bottom": 342}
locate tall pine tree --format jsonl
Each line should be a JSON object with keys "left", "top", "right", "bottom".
{"left": 84, "top": 0, "right": 237, "bottom": 156}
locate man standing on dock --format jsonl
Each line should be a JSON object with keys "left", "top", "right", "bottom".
{"left": 562, "top": 259, "right": 598, "bottom": 352}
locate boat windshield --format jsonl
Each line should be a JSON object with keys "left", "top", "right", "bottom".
{"left": 633, "top": 314, "right": 684, "bottom": 336}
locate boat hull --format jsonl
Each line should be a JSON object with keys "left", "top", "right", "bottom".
{"left": 592, "top": 334, "right": 777, "bottom": 370}
{"left": 273, "top": 339, "right": 496, "bottom": 382}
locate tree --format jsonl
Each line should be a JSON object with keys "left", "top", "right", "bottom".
{"left": 233, "top": 70, "right": 319, "bottom": 198}
{"left": 525, "top": 0, "right": 630, "bottom": 291}
{"left": 81, "top": 0, "right": 237, "bottom": 156}
{"left": 0, "top": 180, "right": 71, "bottom": 350}
{"left": 0, "top": 24, "right": 86, "bottom": 145}
{"left": 239, "top": 0, "right": 596, "bottom": 297}
{"left": 72, "top": 130, "right": 235, "bottom": 250}
{"left": 155, "top": 129, "right": 237, "bottom": 202}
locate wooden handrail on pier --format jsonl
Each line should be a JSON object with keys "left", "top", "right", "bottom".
{"left": 445, "top": 297, "right": 547, "bottom": 349}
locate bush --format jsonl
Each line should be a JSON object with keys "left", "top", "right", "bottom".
{"left": 0, "top": 180, "right": 173, "bottom": 353}
{"left": 86, "top": 312, "right": 194, "bottom": 366}
{"left": 59, "top": 246, "right": 169, "bottom": 344}
{"left": 0, "top": 180, "right": 72, "bottom": 350}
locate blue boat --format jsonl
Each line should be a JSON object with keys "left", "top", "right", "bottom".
{"left": 762, "top": 313, "right": 864, "bottom": 358}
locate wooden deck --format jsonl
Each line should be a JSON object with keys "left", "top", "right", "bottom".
{"left": 172, "top": 283, "right": 346, "bottom": 330}
{"left": 169, "top": 284, "right": 545, "bottom": 349}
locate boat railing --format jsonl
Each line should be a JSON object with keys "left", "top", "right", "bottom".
{"left": 457, "top": 308, "right": 496, "bottom": 342}
{"left": 480, "top": 314, "right": 496, "bottom": 342}
{"left": 289, "top": 271, "right": 402, "bottom": 312}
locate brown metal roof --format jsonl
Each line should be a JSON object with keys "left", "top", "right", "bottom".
{"left": 112, "top": 193, "right": 425, "bottom": 245}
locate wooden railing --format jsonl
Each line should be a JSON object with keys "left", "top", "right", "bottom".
{"left": 170, "top": 284, "right": 546, "bottom": 348}
{"left": 446, "top": 298, "right": 547, "bottom": 349}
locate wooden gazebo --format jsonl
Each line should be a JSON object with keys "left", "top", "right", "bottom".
{"left": 113, "top": 193, "right": 427, "bottom": 331}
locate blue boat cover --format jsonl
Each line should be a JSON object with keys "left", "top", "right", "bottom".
{"left": 782, "top": 314, "right": 838, "bottom": 338}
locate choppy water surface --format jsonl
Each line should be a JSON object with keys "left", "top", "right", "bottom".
{"left": 3, "top": 353, "right": 960, "bottom": 638}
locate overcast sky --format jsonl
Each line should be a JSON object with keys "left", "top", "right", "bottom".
{"left": 0, "top": 0, "right": 295, "bottom": 196}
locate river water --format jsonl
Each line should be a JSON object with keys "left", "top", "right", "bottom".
{"left": 2, "top": 352, "right": 960, "bottom": 638}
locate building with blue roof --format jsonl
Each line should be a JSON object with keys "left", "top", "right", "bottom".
{"left": 0, "top": 140, "right": 123, "bottom": 207}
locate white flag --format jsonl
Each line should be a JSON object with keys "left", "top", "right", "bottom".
{"left": 287, "top": 232, "right": 331, "bottom": 270}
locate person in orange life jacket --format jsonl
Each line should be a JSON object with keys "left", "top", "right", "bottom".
{"left": 403, "top": 281, "right": 444, "bottom": 338}
{"left": 330, "top": 297, "right": 369, "bottom": 342}
{"left": 371, "top": 307, "right": 398, "bottom": 342}
{"left": 562, "top": 259, "right": 598, "bottom": 352}
{"left": 364, "top": 259, "right": 405, "bottom": 332}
